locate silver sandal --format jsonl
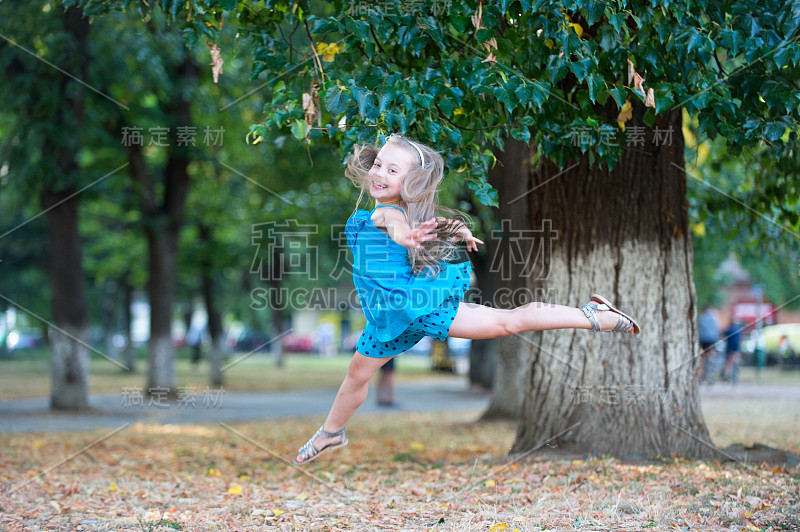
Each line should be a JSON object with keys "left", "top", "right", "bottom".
{"left": 293, "top": 425, "right": 348, "bottom": 465}
{"left": 580, "top": 294, "right": 641, "bottom": 335}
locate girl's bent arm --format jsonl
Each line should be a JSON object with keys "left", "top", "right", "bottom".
{"left": 373, "top": 207, "right": 437, "bottom": 249}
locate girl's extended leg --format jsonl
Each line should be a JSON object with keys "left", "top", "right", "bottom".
{"left": 448, "top": 301, "right": 621, "bottom": 339}
{"left": 294, "top": 351, "right": 391, "bottom": 464}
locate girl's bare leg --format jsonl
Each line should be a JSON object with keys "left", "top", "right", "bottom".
{"left": 448, "top": 301, "right": 622, "bottom": 340}
{"left": 294, "top": 352, "right": 391, "bottom": 463}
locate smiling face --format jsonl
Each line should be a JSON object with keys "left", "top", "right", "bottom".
{"left": 367, "top": 143, "right": 415, "bottom": 205}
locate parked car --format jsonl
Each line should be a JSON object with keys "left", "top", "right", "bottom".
{"left": 5, "top": 329, "right": 44, "bottom": 351}
{"left": 281, "top": 333, "right": 315, "bottom": 353}
{"left": 224, "top": 324, "right": 271, "bottom": 353}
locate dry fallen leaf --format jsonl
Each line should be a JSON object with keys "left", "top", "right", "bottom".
{"left": 207, "top": 41, "right": 223, "bottom": 84}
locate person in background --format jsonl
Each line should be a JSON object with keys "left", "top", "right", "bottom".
{"left": 698, "top": 305, "right": 720, "bottom": 383}
{"left": 376, "top": 356, "right": 395, "bottom": 407}
{"left": 723, "top": 318, "right": 742, "bottom": 384}
{"left": 778, "top": 335, "right": 797, "bottom": 370}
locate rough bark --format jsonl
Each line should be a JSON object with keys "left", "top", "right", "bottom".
{"left": 511, "top": 105, "right": 713, "bottom": 459}
{"left": 479, "top": 137, "right": 533, "bottom": 420}
{"left": 44, "top": 5, "right": 91, "bottom": 411}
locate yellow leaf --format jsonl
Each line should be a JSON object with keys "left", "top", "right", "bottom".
{"left": 617, "top": 98, "right": 633, "bottom": 130}
{"left": 410, "top": 442, "right": 425, "bottom": 452}
{"left": 485, "top": 479, "right": 496, "bottom": 488}
{"left": 569, "top": 22, "right": 584, "bottom": 38}
{"left": 273, "top": 508, "right": 284, "bottom": 517}
{"left": 109, "top": 482, "right": 119, "bottom": 492}
{"left": 571, "top": 459, "right": 584, "bottom": 465}
{"left": 228, "top": 485, "right": 243, "bottom": 495}
{"left": 691, "top": 223, "right": 706, "bottom": 237}
{"left": 252, "top": 135, "right": 263, "bottom": 145}
{"left": 33, "top": 440, "right": 42, "bottom": 448}
{"left": 489, "top": 524, "right": 509, "bottom": 531}
{"left": 545, "top": 39, "right": 554, "bottom": 49}
{"left": 453, "top": 107, "right": 465, "bottom": 116}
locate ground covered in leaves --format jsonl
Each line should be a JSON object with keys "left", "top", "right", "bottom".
{"left": 2, "top": 403, "right": 799, "bottom": 531}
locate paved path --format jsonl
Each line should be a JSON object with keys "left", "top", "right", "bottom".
{"left": 1, "top": 380, "right": 798, "bottom": 434}
{"left": 0, "top": 377, "right": 492, "bottom": 434}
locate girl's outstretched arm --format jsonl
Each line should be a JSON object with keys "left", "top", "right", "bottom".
{"left": 372, "top": 207, "right": 438, "bottom": 249}
{"left": 435, "top": 217, "right": 484, "bottom": 252}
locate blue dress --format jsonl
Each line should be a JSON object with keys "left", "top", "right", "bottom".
{"left": 345, "top": 205, "right": 472, "bottom": 358}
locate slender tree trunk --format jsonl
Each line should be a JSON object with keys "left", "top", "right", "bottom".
{"left": 44, "top": 5, "right": 91, "bottom": 411}
{"left": 480, "top": 137, "right": 533, "bottom": 420}
{"left": 128, "top": 55, "right": 196, "bottom": 394}
{"left": 511, "top": 105, "right": 713, "bottom": 459}
{"left": 122, "top": 274, "right": 135, "bottom": 372}
{"left": 199, "top": 224, "right": 225, "bottom": 386}
{"left": 269, "top": 246, "right": 285, "bottom": 367}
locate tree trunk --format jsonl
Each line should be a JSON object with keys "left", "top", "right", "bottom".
{"left": 45, "top": 5, "right": 91, "bottom": 411}
{"left": 269, "top": 246, "right": 286, "bottom": 367}
{"left": 480, "top": 137, "right": 533, "bottom": 420}
{"left": 199, "top": 224, "right": 225, "bottom": 387}
{"left": 512, "top": 106, "right": 713, "bottom": 459}
{"left": 43, "top": 189, "right": 90, "bottom": 410}
{"left": 122, "top": 274, "right": 135, "bottom": 372}
{"left": 128, "top": 55, "right": 196, "bottom": 394}
{"left": 146, "top": 232, "right": 179, "bottom": 391}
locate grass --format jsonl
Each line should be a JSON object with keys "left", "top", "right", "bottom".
{"left": 0, "top": 347, "right": 452, "bottom": 400}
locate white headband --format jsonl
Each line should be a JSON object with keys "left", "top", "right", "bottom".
{"left": 410, "top": 141, "right": 425, "bottom": 168}
{"left": 387, "top": 134, "right": 425, "bottom": 168}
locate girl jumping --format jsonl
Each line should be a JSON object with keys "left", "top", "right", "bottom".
{"left": 293, "top": 134, "right": 640, "bottom": 465}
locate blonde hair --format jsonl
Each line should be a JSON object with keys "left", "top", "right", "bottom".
{"left": 345, "top": 134, "right": 469, "bottom": 277}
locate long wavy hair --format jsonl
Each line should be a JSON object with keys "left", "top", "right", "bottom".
{"left": 345, "top": 134, "right": 469, "bottom": 277}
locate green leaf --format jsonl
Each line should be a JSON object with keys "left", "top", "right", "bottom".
{"left": 530, "top": 82, "right": 551, "bottom": 108}
{"left": 763, "top": 121, "right": 787, "bottom": 141}
{"left": 608, "top": 86, "right": 626, "bottom": 107}
{"left": 414, "top": 93, "right": 434, "bottom": 110}
{"left": 291, "top": 120, "right": 307, "bottom": 140}
{"left": 325, "top": 86, "right": 350, "bottom": 115}
{"left": 351, "top": 86, "right": 370, "bottom": 115}
{"left": 438, "top": 97, "right": 457, "bottom": 116}
{"left": 584, "top": 2, "right": 605, "bottom": 26}
{"left": 468, "top": 180, "right": 499, "bottom": 207}
{"left": 587, "top": 75, "right": 604, "bottom": 104}
{"left": 344, "top": 17, "right": 371, "bottom": 41}
{"left": 510, "top": 126, "right": 531, "bottom": 143}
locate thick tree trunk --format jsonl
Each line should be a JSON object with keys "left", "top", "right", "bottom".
{"left": 146, "top": 232, "right": 179, "bottom": 391}
{"left": 480, "top": 138, "right": 532, "bottom": 420}
{"left": 511, "top": 106, "right": 713, "bottom": 459}
{"left": 43, "top": 189, "right": 90, "bottom": 410}
{"left": 45, "top": 5, "right": 91, "bottom": 411}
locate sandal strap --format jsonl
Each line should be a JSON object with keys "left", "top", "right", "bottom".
{"left": 296, "top": 426, "right": 346, "bottom": 462}
{"left": 318, "top": 425, "right": 345, "bottom": 439}
{"left": 582, "top": 300, "right": 635, "bottom": 333}
{"left": 611, "top": 314, "right": 634, "bottom": 333}
{"left": 580, "top": 301, "right": 602, "bottom": 332}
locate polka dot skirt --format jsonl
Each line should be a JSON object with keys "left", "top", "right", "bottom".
{"left": 356, "top": 295, "right": 461, "bottom": 358}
